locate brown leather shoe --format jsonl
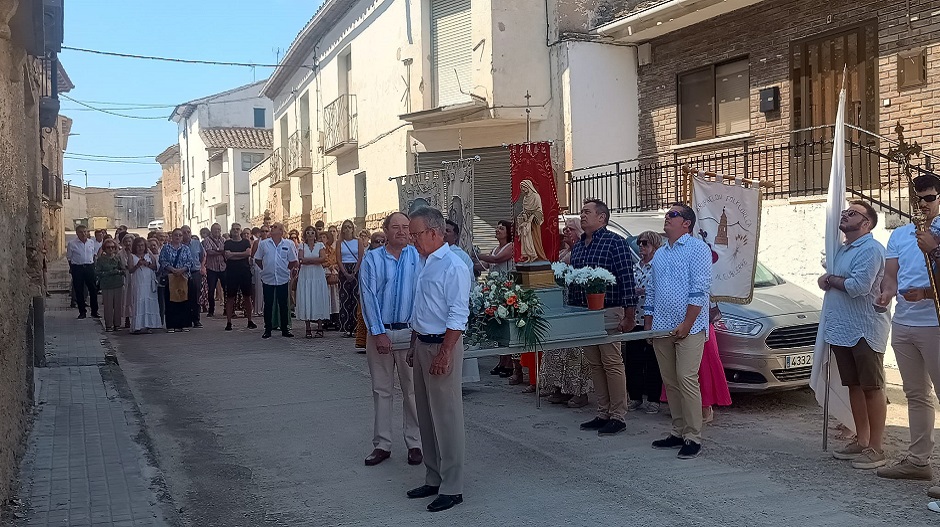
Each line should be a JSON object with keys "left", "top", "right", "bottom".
{"left": 407, "top": 448, "right": 423, "bottom": 465}
{"left": 364, "top": 448, "right": 391, "bottom": 466}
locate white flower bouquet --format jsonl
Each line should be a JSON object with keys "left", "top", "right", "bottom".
{"left": 566, "top": 266, "right": 617, "bottom": 294}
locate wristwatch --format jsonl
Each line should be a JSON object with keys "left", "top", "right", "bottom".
{"left": 931, "top": 245, "right": 940, "bottom": 262}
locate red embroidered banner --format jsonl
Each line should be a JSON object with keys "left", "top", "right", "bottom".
{"left": 510, "top": 142, "right": 560, "bottom": 262}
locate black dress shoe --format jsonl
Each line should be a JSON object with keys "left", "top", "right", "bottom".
{"left": 427, "top": 494, "right": 462, "bottom": 512}
{"left": 262, "top": 331, "right": 271, "bottom": 339}
{"left": 652, "top": 435, "right": 685, "bottom": 450}
{"left": 225, "top": 323, "right": 232, "bottom": 331}
{"left": 247, "top": 321, "right": 257, "bottom": 329}
{"left": 406, "top": 485, "right": 439, "bottom": 499}
{"left": 91, "top": 313, "right": 101, "bottom": 319}
{"left": 77, "top": 313, "right": 86, "bottom": 319}
{"left": 580, "top": 417, "right": 609, "bottom": 430}
{"left": 364, "top": 448, "right": 391, "bottom": 466}
{"left": 282, "top": 331, "right": 294, "bottom": 338}
{"left": 407, "top": 448, "right": 423, "bottom": 466}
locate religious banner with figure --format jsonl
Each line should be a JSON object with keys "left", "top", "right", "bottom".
{"left": 444, "top": 158, "right": 475, "bottom": 252}
{"left": 396, "top": 169, "right": 447, "bottom": 216}
{"left": 510, "top": 142, "right": 560, "bottom": 262}
{"left": 691, "top": 172, "right": 763, "bottom": 304}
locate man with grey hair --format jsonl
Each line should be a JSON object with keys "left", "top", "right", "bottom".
{"left": 405, "top": 207, "right": 471, "bottom": 512}
{"left": 66, "top": 224, "right": 99, "bottom": 319}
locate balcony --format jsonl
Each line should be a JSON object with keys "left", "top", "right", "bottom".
{"left": 42, "top": 171, "right": 63, "bottom": 208}
{"left": 249, "top": 154, "right": 272, "bottom": 185}
{"left": 270, "top": 147, "right": 290, "bottom": 190}
{"left": 287, "top": 130, "right": 312, "bottom": 177}
{"left": 323, "top": 94, "right": 358, "bottom": 156}
{"left": 204, "top": 173, "right": 229, "bottom": 207}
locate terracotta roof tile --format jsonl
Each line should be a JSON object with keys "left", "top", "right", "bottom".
{"left": 199, "top": 127, "right": 273, "bottom": 150}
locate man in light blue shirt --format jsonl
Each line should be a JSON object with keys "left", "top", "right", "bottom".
{"left": 445, "top": 220, "right": 474, "bottom": 274}
{"left": 876, "top": 174, "right": 940, "bottom": 483}
{"left": 359, "top": 212, "right": 422, "bottom": 467}
{"left": 644, "top": 203, "right": 712, "bottom": 459}
{"left": 819, "top": 200, "right": 890, "bottom": 469}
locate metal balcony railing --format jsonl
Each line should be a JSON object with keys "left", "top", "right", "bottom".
{"left": 270, "top": 147, "right": 289, "bottom": 187}
{"left": 287, "top": 130, "right": 312, "bottom": 175}
{"left": 323, "top": 94, "right": 358, "bottom": 155}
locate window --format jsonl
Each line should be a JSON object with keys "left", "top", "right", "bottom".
{"left": 678, "top": 58, "right": 750, "bottom": 142}
{"left": 253, "top": 108, "right": 266, "bottom": 128}
{"left": 241, "top": 152, "right": 264, "bottom": 171}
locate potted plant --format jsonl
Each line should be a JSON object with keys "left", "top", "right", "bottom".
{"left": 566, "top": 266, "right": 617, "bottom": 310}
{"left": 468, "top": 273, "right": 549, "bottom": 350}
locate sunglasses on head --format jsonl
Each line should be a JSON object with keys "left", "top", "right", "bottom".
{"left": 916, "top": 194, "right": 939, "bottom": 203}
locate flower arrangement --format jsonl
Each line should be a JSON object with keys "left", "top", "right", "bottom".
{"left": 468, "top": 273, "right": 549, "bottom": 351}
{"left": 564, "top": 266, "right": 617, "bottom": 294}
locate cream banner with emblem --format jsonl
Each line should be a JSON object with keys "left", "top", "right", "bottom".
{"left": 691, "top": 173, "right": 763, "bottom": 304}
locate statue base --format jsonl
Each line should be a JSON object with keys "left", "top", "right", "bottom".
{"left": 516, "top": 261, "right": 556, "bottom": 289}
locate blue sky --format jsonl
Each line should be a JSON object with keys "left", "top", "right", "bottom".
{"left": 61, "top": 1, "right": 322, "bottom": 189}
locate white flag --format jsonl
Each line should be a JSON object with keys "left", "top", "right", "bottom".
{"left": 809, "top": 75, "right": 854, "bottom": 434}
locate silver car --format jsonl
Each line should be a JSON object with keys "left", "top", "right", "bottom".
{"left": 563, "top": 213, "right": 822, "bottom": 393}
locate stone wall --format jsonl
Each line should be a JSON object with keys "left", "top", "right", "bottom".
{"left": 0, "top": 15, "right": 42, "bottom": 501}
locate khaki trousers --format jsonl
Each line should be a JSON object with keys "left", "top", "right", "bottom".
{"left": 583, "top": 307, "right": 627, "bottom": 422}
{"left": 652, "top": 331, "right": 707, "bottom": 443}
{"left": 365, "top": 332, "right": 420, "bottom": 452}
{"left": 413, "top": 337, "right": 465, "bottom": 495}
{"left": 101, "top": 287, "right": 123, "bottom": 329}
{"left": 892, "top": 323, "right": 940, "bottom": 465}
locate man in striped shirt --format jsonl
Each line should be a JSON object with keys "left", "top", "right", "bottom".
{"left": 819, "top": 200, "right": 890, "bottom": 469}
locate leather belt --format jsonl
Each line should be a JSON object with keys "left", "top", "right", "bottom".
{"left": 417, "top": 333, "right": 445, "bottom": 344}
{"left": 384, "top": 323, "right": 411, "bottom": 330}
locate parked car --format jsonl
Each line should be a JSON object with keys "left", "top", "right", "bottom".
{"left": 561, "top": 212, "right": 822, "bottom": 392}
{"left": 147, "top": 219, "right": 165, "bottom": 232}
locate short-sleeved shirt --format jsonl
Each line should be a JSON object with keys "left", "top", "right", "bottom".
{"left": 254, "top": 238, "right": 297, "bottom": 286}
{"left": 886, "top": 223, "right": 939, "bottom": 327}
{"left": 224, "top": 239, "right": 252, "bottom": 272}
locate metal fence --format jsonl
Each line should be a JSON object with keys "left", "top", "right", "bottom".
{"left": 566, "top": 128, "right": 938, "bottom": 221}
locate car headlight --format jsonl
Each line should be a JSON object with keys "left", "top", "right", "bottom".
{"left": 714, "top": 314, "right": 763, "bottom": 336}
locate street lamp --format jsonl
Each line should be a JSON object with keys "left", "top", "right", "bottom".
{"left": 77, "top": 169, "right": 87, "bottom": 188}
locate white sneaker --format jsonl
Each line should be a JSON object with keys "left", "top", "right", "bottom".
{"left": 627, "top": 400, "right": 643, "bottom": 412}
{"left": 645, "top": 402, "right": 660, "bottom": 414}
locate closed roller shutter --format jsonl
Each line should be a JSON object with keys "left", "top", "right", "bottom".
{"left": 430, "top": 0, "right": 471, "bottom": 107}
{"left": 417, "top": 146, "right": 511, "bottom": 252}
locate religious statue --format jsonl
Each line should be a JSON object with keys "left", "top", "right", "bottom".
{"left": 516, "top": 179, "right": 548, "bottom": 262}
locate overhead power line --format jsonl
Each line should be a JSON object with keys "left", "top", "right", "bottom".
{"left": 63, "top": 45, "right": 314, "bottom": 70}
{"left": 61, "top": 94, "right": 167, "bottom": 120}
{"left": 66, "top": 153, "right": 157, "bottom": 159}
{"left": 63, "top": 156, "right": 156, "bottom": 165}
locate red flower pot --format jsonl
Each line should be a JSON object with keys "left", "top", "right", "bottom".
{"left": 586, "top": 293, "right": 606, "bottom": 311}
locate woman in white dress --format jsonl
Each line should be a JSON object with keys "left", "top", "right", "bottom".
{"left": 128, "top": 237, "right": 162, "bottom": 334}
{"left": 296, "top": 226, "right": 331, "bottom": 338}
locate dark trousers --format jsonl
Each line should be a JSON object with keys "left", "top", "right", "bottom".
{"left": 262, "top": 283, "right": 290, "bottom": 334}
{"left": 70, "top": 263, "right": 98, "bottom": 316}
{"left": 188, "top": 273, "right": 203, "bottom": 325}
{"left": 623, "top": 325, "right": 663, "bottom": 403}
{"left": 206, "top": 269, "right": 226, "bottom": 315}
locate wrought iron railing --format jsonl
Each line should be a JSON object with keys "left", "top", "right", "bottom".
{"left": 287, "top": 129, "right": 311, "bottom": 174}
{"left": 566, "top": 126, "right": 937, "bottom": 221}
{"left": 270, "top": 147, "right": 288, "bottom": 186}
{"left": 323, "top": 94, "right": 358, "bottom": 153}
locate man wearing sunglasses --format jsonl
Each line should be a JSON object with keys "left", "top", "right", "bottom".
{"left": 644, "top": 203, "right": 712, "bottom": 459}
{"left": 570, "top": 199, "right": 637, "bottom": 437}
{"left": 819, "top": 200, "right": 890, "bottom": 470}
{"left": 877, "top": 173, "right": 940, "bottom": 483}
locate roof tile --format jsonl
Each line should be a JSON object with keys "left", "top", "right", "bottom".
{"left": 199, "top": 127, "right": 273, "bottom": 150}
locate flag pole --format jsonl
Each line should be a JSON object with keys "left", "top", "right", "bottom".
{"left": 823, "top": 348, "right": 830, "bottom": 451}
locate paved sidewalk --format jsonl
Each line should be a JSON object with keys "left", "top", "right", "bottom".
{"left": 8, "top": 259, "right": 172, "bottom": 527}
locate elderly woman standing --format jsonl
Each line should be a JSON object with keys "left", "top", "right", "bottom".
{"left": 623, "top": 230, "right": 664, "bottom": 414}
{"left": 160, "top": 228, "right": 196, "bottom": 333}
{"left": 120, "top": 233, "right": 136, "bottom": 329}
{"left": 296, "top": 226, "right": 330, "bottom": 338}
{"left": 541, "top": 218, "right": 592, "bottom": 407}
{"left": 128, "top": 237, "right": 162, "bottom": 334}
{"left": 336, "top": 219, "right": 364, "bottom": 338}
{"left": 95, "top": 239, "right": 126, "bottom": 332}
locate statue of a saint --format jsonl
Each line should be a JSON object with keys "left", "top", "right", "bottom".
{"left": 516, "top": 179, "right": 548, "bottom": 262}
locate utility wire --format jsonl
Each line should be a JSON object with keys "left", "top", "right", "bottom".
{"left": 63, "top": 45, "right": 313, "bottom": 70}
{"left": 61, "top": 94, "right": 167, "bottom": 120}
{"left": 63, "top": 156, "right": 156, "bottom": 165}
{"left": 65, "top": 152, "right": 158, "bottom": 159}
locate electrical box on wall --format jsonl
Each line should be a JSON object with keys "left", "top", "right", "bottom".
{"left": 759, "top": 87, "right": 780, "bottom": 112}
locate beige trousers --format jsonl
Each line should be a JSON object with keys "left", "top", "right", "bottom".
{"left": 652, "top": 331, "right": 707, "bottom": 443}
{"left": 583, "top": 307, "right": 627, "bottom": 422}
{"left": 892, "top": 323, "right": 940, "bottom": 465}
{"left": 365, "top": 332, "right": 420, "bottom": 452}
{"left": 413, "top": 337, "right": 465, "bottom": 495}
{"left": 101, "top": 287, "right": 123, "bottom": 329}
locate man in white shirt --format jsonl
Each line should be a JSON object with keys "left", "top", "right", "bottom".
{"left": 404, "top": 207, "right": 471, "bottom": 513}
{"left": 254, "top": 223, "right": 298, "bottom": 339}
{"left": 876, "top": 174, "right": 940, "bottom": 484}
{"left": 66, "top": 225, "right": 100, "bottom": 319}
{"left": 444, "top": 220, "right": 474, "bottom": 272}
{"left": 359, "top": 212, "right": 422, "bottom": 467}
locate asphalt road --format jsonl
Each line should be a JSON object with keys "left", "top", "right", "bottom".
{"left": 110, "top": 315, "right": 938, "bottom": 526}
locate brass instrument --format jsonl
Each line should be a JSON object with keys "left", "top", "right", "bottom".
{"left": 889, "top": 123, "right": 940, "bottom": 324}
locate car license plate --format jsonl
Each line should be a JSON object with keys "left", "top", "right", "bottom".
{"left": 785, "top": 353, "right": 813, "bottom": 369}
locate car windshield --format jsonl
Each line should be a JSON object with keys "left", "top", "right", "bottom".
{"left": 754, "top": 262, "right": 782, "bottom": 287}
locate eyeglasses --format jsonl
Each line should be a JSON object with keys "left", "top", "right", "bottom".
{"left": 915, "top": 194, "right": 939, "bottom": 203}
{"left": 841, "top": 209, "right": 871, "bottom": 222}
{"left": 409, "top": 229, "right": 429, "bottom": 239}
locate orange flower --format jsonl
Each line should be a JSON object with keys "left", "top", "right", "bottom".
{"left": 506, "top": 295, "right": 518, "bottom": 306}
{"left": 485, "top": 307, "right": 497, "bottom": 316}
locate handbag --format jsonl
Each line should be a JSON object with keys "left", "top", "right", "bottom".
{"left": 168, "top": 273, "right": 189, "bottom": 303}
